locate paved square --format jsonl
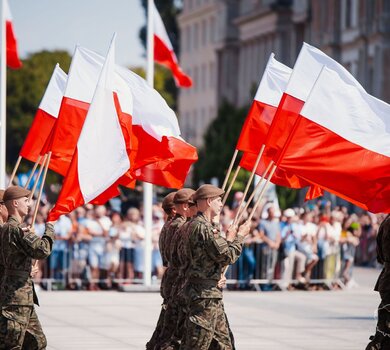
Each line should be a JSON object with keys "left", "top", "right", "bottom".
{"left": 37, "top": 268, "right": 379, "bottom": 349}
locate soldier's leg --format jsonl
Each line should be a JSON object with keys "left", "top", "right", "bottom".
{"left": 181, "top": 298, "right": 218, "bottom": 350}
{"left": 366, "top": 293, "right": 390, "bottom": 350}
{"left": 146, "top": 305, "right": 166, "bottom": 350}
{"left": 156, "top": 298, "right": 180, "bottom": 350}
{"left": 22, "top": 307, "right": 47, "bottom": 350}
{"left": 0, "top": 305, "right": 31, "bottom": 350}
{"left": 209, "top": 301, "right": 233, "bottom": 350}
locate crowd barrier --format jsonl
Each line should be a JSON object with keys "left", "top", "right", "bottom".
{"left": 33, "top": 241, "right": 357, "bottom": 291}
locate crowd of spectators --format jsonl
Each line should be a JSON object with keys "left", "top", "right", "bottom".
{"left": 26, "top": 191, "right": 380, "bottom": 291}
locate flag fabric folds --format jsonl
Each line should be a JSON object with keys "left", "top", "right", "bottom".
{"left": 153, "top": 2, "right": 192, "bottom": 88}
{"left": 19, "top": 64, "right": 67, "bottom": 162}
{"left": 276, "top": 66, "right": 390, "bottom": 213}
{"left": 48, "top": 36, "right": 131, "bottom": 221}
{"left": 4, "top": 0, "right": 22, "bottom": 69}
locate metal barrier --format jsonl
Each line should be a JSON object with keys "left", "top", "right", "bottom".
{"left": 35, "top": 242, "right": 349, "bottom": 290}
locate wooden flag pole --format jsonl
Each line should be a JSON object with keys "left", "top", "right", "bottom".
{"left": 31, "top": 152, "right": 51, "bottom": 229}
{"left": 7, "top": 155, "right": 22, "bottom": 187}
{"left": 247, "top": 164, "right": 277, "bottom": 222}
{"left": 24, "top": 155, "right": 42, "bottom": 189}
{"left": 233, "top": 144, "right": 265, "bottom": 222}
{"left": 28, "top": 153, "right": 48, "bottom": 201}
{"left": 234, "top": 160, "right": 274, "bottom": 225}
{"left": 222, "top": 165, "right": 240, "bottom": 206}
{"left": 222, "top": 149, "right": 238, "bottom": 191}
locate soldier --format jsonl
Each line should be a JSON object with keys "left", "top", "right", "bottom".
{"left": 366, "top": 214, "right": 390, "bottom": 350}
{"left": 146, "top": 191, "right": 177, "bottom": 350}
{"left": 0, "top": 189, "right": 7, "bottom": 288}
{"left": 181, "top": 184, "right": 250, "bottom": 350}
{"left": 156, "top": 188, "right": 195, "bottom": 350}
{"left": 0, "top": 186, "right": 56, "bottom": 349}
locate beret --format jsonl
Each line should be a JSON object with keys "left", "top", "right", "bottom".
{"left": 173, "top": 188, "right": 195, "bottom": 204}
{"left": 162, "top": 192, "right": 177, "bottom": 211}
{"left": 0, "top": 189, "right": 4, "bottom": 204}
{"left": 3, "top": 186, "right": 31, "bottom": 202}
{"left": 193, "top": 184, "right": 224, "bottom": 201}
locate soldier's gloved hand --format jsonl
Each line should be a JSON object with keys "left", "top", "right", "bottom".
{"left": 226, "top": 224, "right": 238, "bottom": 242}
{"left": 237, "top": 221, "right": 251, "bottom": 237}
{"left": 217, "top": 275, "right": 227, "bottom": 289}
{"left": 23, "top": 225, "right": 34, "bottom": 234}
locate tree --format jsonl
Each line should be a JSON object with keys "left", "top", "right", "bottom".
{"left": 6, "top": 50, "right": 72, "bottom": 173}
{"left": 193, "top": 101, "right": 250, "bottom": 192}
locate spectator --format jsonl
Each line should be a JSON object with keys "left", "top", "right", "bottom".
{"left": 258, "top": 206, "right": 281, "bottom": 286}
{"left": 340, "top": 216, "right": 360, "bottom": 285}
{"left": 126, "top": 207, "right": 145, "bottom": 279}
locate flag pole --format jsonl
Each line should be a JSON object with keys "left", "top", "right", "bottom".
{"left": 143, "top": 0, "right": 154, "bottom": 287}
{"left": 234, "top": 160, "right": 274, "bottom": 224}
{"left": 28, "top": 153, "right": 48, "bottom": 201}
{"left": 24, "top": 155, "right": 42, "bottom": 189}
{"left": 0, "top": 0, "right": 6, "bottom": 189}
{"left": 222, "top": 149, "right": 238, "bottom": 191}
{"left": 233, "top": 144, "right": 265, "bottom": 218}
{"left": 221, "top": 165, "right": 240, "bottom": 206}
{"left": 31, "top": 152, "right": 51, "bottom": 229}
{"left": 7, "top": 155, "right": 21, "bottom": 187}
{"left": 247, "top": 164, "right": 277, "bottom": 222}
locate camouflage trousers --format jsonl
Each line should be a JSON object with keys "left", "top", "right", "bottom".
{"left": 180, "top": 298, "right": 233, "bottom": 350}
{"left": 0, "top": 305, "right": 47, "bottom": 350}
{"left": 366, "top": 292, "right": 390, "bottom": 350}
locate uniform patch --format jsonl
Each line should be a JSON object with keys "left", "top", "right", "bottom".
{"left": 22, "top": 234, "right": 39, "bottom": 247}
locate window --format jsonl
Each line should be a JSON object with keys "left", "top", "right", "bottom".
{"left": 194, "top": 23, "right": 199, "bottom": 49}
{"left": 202, "top": 19, "right": 208, "bottom": 46}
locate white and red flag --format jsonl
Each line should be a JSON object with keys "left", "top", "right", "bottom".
{"left": 19, "top": 64, "right": 67, "bottom": 163}
{"left": 48, "top": 36, "right": 131, "bottom": 221}
{"left": 275, "top": 66, "right": 390, "bottom": 213}
{"left": 3, "top": 0, "right": 21, "bottom": 69}
{"left": 153, "top": 2, "right": 192, "bottom": 88}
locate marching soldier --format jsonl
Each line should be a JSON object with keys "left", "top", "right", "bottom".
{"left": 146, "top": 191, "right": 177, "bottom": 350}
{"left": 366, "top": 214, "right": 390, "bottom": 350}
{"left": 0, "top": 189, "right": 7, "bottom": 286}
{"left": 156, "top": 188, "right": 195, "bottom": 350}
{"left": 181, "top": 184, "right": 250, "bottom": 350}
{"left": 0, "top": 186, "right": 56, "bottom": 349}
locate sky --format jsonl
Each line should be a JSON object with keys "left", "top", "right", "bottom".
{"left": 10, "top": 0, "right": 146, "bottom": 68}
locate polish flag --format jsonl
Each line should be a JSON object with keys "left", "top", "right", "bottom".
{"left": 48, "top": 36, "right": 131, "bottom": 221}
{"left": 19, "top": 64, "right": 67, "bottom": 163}
{"left": 4, "top": 0, "right": 22, "bottom": 69}
{"left": 276, "top": 66, "right": 390, "bottom": 213}
{"left": 265, "top": 42, "right": 364, "bottom": 164}
{"left": 153, "top": 2, "right": 192, "bottom": 88}
{"left": 236, "top": 53, "right": 320, "bottom": 195}
{"left": 45, "top": 45, "right": 196, "bottom": 188}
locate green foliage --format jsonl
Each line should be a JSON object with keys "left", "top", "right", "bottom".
{"left": 276, "top": 186, "right": 298, "bottom": 209}
{"left": 6, "top": 50, "right": 72, "bottom": 174}
{"left": 131, "top": 65, "right": 176, "bottom": 110}
{"left": 193, "top": 101, "right": 249, "bottom": 192}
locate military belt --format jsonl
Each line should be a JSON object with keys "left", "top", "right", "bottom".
{"left": 188, "top": 277, "right": 219, "bottom": 285}
{"left": 4, "top": 268, "right": 30, "bottom": 278}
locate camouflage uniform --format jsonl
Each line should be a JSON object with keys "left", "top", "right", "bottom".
{"left": 156, "top": 214, "right": 187, "bottom": 349}
{"left": 146, "top": 217, "right": 174, "bottom": 350}
{"left": 0, "top": 216, "right": 55, "bottom": 350}
{"left": 367, "top": 215, "right": 390, "bottom": 350}
{"left": 180, "top": 213, "right": 244, "bottom": 350}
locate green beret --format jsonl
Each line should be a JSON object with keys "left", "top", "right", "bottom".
{"left": 193, "top": 184, "right": 224, "bottom": 201}
{"left": 3, "top": 186, "right": 31, "bottom": 202}
{"left": 0, "top": 189, "right": 4, "bottom": 204}
{"left": 174, "top": 188, "right": 195, "bottom": 204}
{"left": 162, "top": 192, "right": 177, "bottom": 211}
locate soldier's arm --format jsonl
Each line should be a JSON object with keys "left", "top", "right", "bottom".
{"left": 199, "top": 223, "right": 244, "bottom": 265}
{"left": 18, "top": 222, "right": 56, "bottom": 260}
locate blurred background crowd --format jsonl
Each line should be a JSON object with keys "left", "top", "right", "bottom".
{"left": 24, "top": 189, "right": 380, "bottom": 292}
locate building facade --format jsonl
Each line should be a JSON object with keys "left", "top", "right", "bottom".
{"left": 178, "top": 0, "right": 390, "bottom": 148}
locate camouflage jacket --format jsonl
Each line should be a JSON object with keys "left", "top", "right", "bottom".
{"left": 185, "top": 212, "right": 244, "bottom": 300}
{"left": 375, "top": 215, "right": 390, "bottom": 292}
{"left": 0, "top": 216, "right": 55, "bottom": 306}
{"left": 161, "top": 214, "right": 187, "bottom": 299}
{"left": 159, "top": 218, "right": 175, "bottom": 268}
